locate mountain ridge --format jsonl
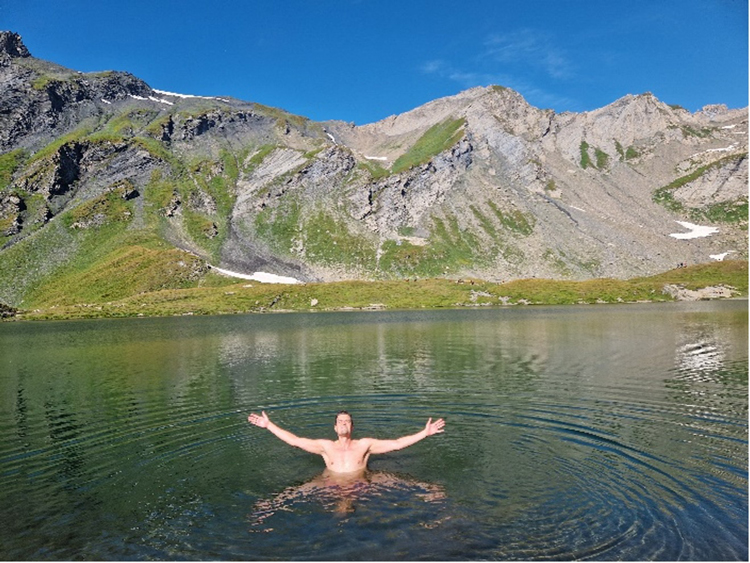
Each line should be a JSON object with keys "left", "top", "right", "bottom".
{"left": 0, "top": 31, "right": 746, "bottom": 308}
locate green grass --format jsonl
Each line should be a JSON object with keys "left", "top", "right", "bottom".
{"left": 255, "top": 201, "right": 378, "bottom": 270}
{"left": 700, "top": 198, "right": 748, "bottom": 223}
{"left": 378, "top": 213, "right": 491, "bottom": 277}
{"left": 61, "top": 183, "right": 133, "bottom": 229}
{"left": 654, "top": 154, "right": 749, "bottom": 222}
{"left": 0, "top": 191, "right": 52, "bottom": 248}
{"left": 17, "top": 213, "right": 207, "bottom": 307}
{"left": 580, "top": 141, "right": 609, "bottom": 170}
{"left": 625, "top": 146, "right": 639, "bottom": 160}
{"left": 255, "top": 198, "right": 302, "bottom": 253}
{"left": 144, "top": 169, "right": 177, "bottom": 212}
{"left": 244, "top": 144, "right": 278, "bottom": 172}
{"left": 580, "top": 141, "right": 592, "bottom": 169}
{"left": 175, "top": 151, "right": 239, "bottom": 260}
{"left": 302, "top": 210, "right": 377, "bottom": 269}
{"left": 88, "top": 109, "right": 160, "bottom": 142}
{"left": 0, "top": 165, "right": 223, "bottom": 308}
{"left": 595, "top": 148, "right": 609, "bottom": 169}
{"left": 31, "top": 75, "right": 56, "bottom": 91}
{"left": 378, "top": 239, "right": 435, "bottom": 276}
{"left": 28, "top": 119, "right": 99, "bottom": 164}
{"left": 470, "top": 205, "right": 499, "bottom": 239}
{"left": 9, "top": 260, "right": 746, "bottom": 321}
{"left": 359, "top": 161, "right": 389, "bottom": 180}
{"left": 681, "top": 125, "right": 713, "bottom": 139}
{"left": 488, "top": 201, "right": 534, "bottom": 235}
{"left": 28, "top": 244, "right": 206, "bottom": 306}
{"left": 0, "top": 149, "right": 26, "bottom": 191}
{"left": 391, "top": 117, "right": 466, "bottom": 173}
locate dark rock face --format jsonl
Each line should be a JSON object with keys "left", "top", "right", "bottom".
{"left": 0, "top": 301, "right": 16, "bottom": 318}
{"left": 51, "top": 142, "right": 85, "bottom": 196}
{"left": 0, "top": 32, "right": 30, "bottom": 59}
{"left": 0, "top": 33, "right": 154, "bottom": 153}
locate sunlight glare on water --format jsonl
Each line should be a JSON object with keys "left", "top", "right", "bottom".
{"left": 0, "top": 301, "right": 747, "bottom": 560}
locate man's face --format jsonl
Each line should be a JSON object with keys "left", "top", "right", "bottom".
{"left": 334, "top": 414, "right": 353, "bottom": 437}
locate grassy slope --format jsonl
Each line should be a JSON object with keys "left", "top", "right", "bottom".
{"left": 1, "top": 103, "right": 746, "bottom": 321}
{"left": 9, "top": 260, "right": 747, "bottom": 321}
{"left": 391, "top": 117, "right": 466, "bottom": 174}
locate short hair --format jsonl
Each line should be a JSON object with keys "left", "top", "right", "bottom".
{"left": 335, "top": 410, "right": 353, "bottom": 426}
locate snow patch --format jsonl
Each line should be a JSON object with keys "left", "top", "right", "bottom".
{"left": 153, "top": 88, "right": 222, "bottom": 101}
{"left": 148, "top": 96, "right": 173, "bottom": 106}
{"left": 706, "top": 144, "right": 736, "bottom": 153}
{"left": 669, "top": 221, "right": 719, "bottom": 240}
{"left": 710, "top": 251, "right": 733, "bottom": 261}
{"left": 211, "top": 266, "right": 301, "bottom": 284}
{"left": 687, "top": 145, "right": 739, "bottom": 161}
{"left": 130, "top": 91, "right": 228, "bottom": 106}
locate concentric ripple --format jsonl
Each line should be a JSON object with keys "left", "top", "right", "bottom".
{"left": 0, "top": 301, "right": 746, "bottom": 560}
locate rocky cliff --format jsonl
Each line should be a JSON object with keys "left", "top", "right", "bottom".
{"left": 0, "top": 31, "right": 746, "bottom": 306}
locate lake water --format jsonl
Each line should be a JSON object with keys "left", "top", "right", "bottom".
{"left": 0, "top": 301, "right": 747, "bottom": 560}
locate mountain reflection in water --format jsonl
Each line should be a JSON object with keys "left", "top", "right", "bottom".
{"left": 0, "top": 302, "right": 745, "bottom": 560}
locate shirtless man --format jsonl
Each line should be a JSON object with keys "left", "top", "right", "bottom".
{"left": 248, "top": 410, "right": 445, "bottom": 473}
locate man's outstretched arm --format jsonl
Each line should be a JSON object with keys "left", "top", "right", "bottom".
{"left": 248, "top": 411, "right": 326, "bottom": 455}
{"left": 367, "top": 418, "right": 445, "bottom": 455}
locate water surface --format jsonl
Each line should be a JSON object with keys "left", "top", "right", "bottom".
{"left": 0, "top": 301, "right": 747, "bottom": 560}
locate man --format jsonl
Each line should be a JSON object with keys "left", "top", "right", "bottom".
{"left": 248, "top": 410, "right": 445, "bottom": 474}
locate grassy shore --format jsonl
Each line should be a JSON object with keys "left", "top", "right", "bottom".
{"left": 6, "top": 260, "right": 747, "bottom": 322}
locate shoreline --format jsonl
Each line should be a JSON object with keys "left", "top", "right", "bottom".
{"left": 4, "top": 261, "right": 747, "bottom": 323}
{"left": 5, "top": 295, "right": 748, "bottom": 324}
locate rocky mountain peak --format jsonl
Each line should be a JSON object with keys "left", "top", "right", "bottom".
{"left": 0, "top": 31, "right": 31, "bottom": 58}
{"left": 0, "top": 35, "right": 745, "bottom": 297}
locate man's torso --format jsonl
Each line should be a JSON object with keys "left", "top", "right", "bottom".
{"left": 320, "top": 438, "right": 372, "bottom": 473}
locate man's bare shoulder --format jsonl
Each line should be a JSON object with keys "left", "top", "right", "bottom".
{"left": 351, "top": 437, "right": 378, "bottom": 449}
{"left": 314, "top": 438, "right": 337, "bottom": 446}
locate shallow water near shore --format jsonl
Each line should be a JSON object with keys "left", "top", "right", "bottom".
{"left": 1, "top": 300, "right": 747, "bottom": 560}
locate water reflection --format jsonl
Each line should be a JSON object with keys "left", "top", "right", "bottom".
{"left": 0, "top": 302, "right": 746, "bottom": 560}
{"left": 674, "top": 318, "right": 740, "bottom": 378}
{"left": 250, "top": 469, "right": 446, "bottom": 528}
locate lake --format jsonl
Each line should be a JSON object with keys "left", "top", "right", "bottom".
{"left": 0, "top": 300, "right": 747, "bottom": 560}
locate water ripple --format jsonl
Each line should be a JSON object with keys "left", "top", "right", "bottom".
{"left": 1, "top": 302, "right": 746, "bottom": 560}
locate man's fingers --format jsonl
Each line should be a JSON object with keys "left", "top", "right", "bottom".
{"left": 433, "top": 418, "right": 445, "bottom": 433}
{"left": 248, "top": 412, "right": 266, "bottom": 426}
{"left": 427, "top": 417, "right": 445, "bottom": 434}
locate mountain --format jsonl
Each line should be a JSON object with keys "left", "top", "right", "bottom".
{"left": 0, "top": 31, "right": 747, "bottom": 308}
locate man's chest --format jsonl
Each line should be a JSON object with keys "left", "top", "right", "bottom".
{"left": 328, "top": 442, "right": 368, "bottom": 464}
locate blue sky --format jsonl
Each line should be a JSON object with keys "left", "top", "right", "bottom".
{"left": 3, "top": 0, "right": 747, "bottom": 124}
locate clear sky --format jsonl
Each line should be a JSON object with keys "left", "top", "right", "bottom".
{"left": 3, "top": 0, "right": 747, "bottom": 125}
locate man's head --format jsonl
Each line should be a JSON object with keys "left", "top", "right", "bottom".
{"left": 334, "top": 411, "right": 353, "bottom": 437}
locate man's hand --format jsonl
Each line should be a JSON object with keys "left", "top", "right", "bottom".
{"left": 425, "top": 417, "right": 445, "bottom": 436}
{"left": 247, "top": 411, "right": 326, "bottom": 455}
{"left": 248, "top": 411, "right": 270, "bottom": 428}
